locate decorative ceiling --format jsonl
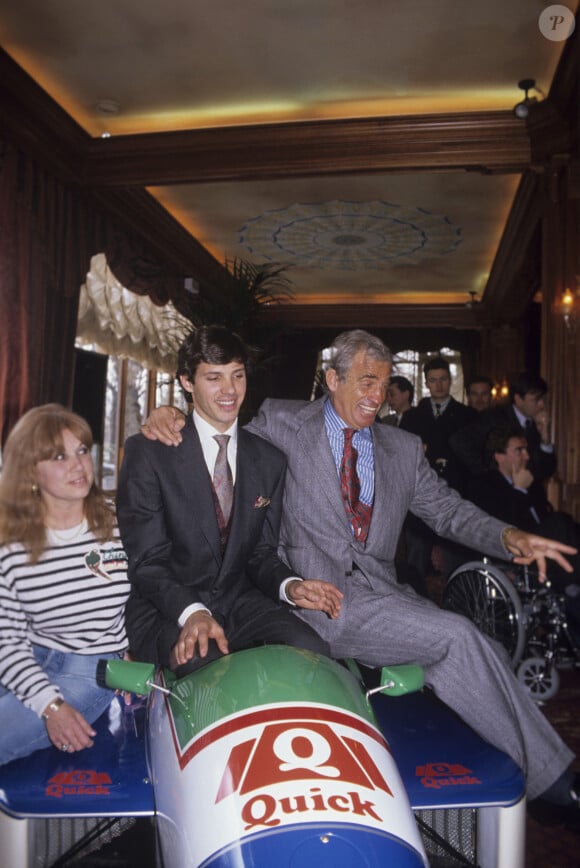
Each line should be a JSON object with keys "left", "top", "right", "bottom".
{"left": 0, "top": 0, "right": 577, "bottom": 311}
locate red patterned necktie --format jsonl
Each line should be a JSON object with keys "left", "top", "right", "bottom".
{"left": 340, "top": 428, "right": 372, "bottom": 543}
{"left": 213, "top": 434, "right": 233, "bottom": 525}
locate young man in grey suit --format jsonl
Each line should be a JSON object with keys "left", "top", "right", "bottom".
{"left": 144, "top": 329, "right": 579, "bottom": 825}
{"left": 117, "top": 326, "right": 337, "bottom": 676}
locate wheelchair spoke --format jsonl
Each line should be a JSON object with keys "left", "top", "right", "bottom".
{"left": 442, "top": 564, "right": 525, "bottom": 666}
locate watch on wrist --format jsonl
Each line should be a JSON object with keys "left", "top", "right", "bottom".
{"left": 41, "top": 696, "right": 64, "bottom": 720}
{"left": 501, "top": 526, "right": 517, "bottom": 549}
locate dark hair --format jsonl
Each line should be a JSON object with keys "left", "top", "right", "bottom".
{"left": 177, "top": 326, "right": 249, "bottom": 384}
{"left": 483, "top": 425, "right": 527, "bottom": 469}
{"left": 423, "top": 356, "right": 450, "bottom": 377}
{"left": 510, "top": 372, "right": 548, "bottom": 400}
{"left": 327, "top": 330, "right": 392, "bottom": 383}
{"left": 466, "top": 375, "right": 493, "bottom": 392}
{"left": 389, "top": 375, "right": 414, "bottom": 404}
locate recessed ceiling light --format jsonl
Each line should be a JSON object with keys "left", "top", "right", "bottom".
{"left": 95, "top": 99, "right": 121, "bottom": 116}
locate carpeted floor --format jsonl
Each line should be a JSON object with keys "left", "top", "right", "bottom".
{"left": 525, "top": 667, "right": 580, "bottom": 868}
{"left": 425, "top": 569, "right": 580, "bottom": 867}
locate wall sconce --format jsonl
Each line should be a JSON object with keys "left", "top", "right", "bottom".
{"left": 559, "top": 286, "right": 577, "bottom": 331}
{"left": 491, "top": 379, "right": 510, "bottom": 401}
{"left": 513, "top": 78, "right": 543, "bottom": 119}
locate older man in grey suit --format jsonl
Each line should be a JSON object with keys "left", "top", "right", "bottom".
{"left": 144, "top": 329, "right": 579, "bottom": 822}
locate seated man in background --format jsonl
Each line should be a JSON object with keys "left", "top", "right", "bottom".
{"left": 452, "top": 372, "right": 557, "bottom": 482}
{"left": 142, "top": 329, "right": 580, "bottom": 828}
{"left": 116, "top": 326, "right": 338, "bottom": 676}
{"left": 467, "top": 425, "right": 580, "bottom": 632}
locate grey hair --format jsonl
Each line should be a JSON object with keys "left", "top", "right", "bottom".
{"left": 327, "top": 330, "right": 392, "bottom": 382}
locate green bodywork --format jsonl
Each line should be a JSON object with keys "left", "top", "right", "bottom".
{"left": 104, "top": 646, "right": 424, "bottom": 748}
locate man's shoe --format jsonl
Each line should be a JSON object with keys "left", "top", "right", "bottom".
{"left": 528, "top": 778, "right": 580, "bottom": 832}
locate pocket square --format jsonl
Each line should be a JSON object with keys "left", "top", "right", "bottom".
{"left": 254, "top": 495, "right": 271, "bottom": 508}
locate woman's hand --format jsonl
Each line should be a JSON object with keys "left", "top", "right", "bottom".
{"left": 43, "top": 700, "right": 97, "bottom": 753}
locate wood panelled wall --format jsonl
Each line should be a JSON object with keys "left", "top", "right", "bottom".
{"left": 542, "top": 160, "right": 580, "bottom": 518}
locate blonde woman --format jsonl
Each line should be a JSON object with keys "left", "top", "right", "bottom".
{"left": 0, "top": 404, "right": 129, "bottom": 763}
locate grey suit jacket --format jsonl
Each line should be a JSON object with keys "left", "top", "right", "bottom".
{"left": 247, "top": 396, "right": 509, "bottom": 598}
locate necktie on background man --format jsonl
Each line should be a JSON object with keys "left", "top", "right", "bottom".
{"left": 434, "top": 403, "right": 442, "bottom": 417}
{"left": 340, "top": 428, "right": 372, "bottom": 544}
{"left": 213, "top": 434, "right": 233, "bottom": 526}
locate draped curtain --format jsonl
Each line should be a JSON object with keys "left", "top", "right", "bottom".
{"left": 0, "top": 138, "right": 187, "bottom": 445}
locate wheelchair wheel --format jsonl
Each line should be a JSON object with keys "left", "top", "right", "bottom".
{"left": 442, "top": 561, "right": 526, "bottom": 667}
{"left": 517, "top": 656, "right": 560, "bottom": 702}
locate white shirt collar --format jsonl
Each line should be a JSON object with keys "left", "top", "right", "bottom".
{"left": 512, "top": 404, "right": 528, "bottom": 427}
{"left": 192, "top": 410, "right": 238, "bottom": 480}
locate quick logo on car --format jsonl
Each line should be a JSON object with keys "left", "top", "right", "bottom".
{"left": 415, "top": 762, "right": 482, "bottom": 789}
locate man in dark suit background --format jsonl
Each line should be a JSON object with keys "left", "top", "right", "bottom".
{"left": 467, "top": 425, "right": 580, "bottom": 619}
{"left": 117, "top": 326, "right": 337, "bottom": 675}
{"left": 379, "top": 375, "right": 414, "bottom": 426}
{"left": 400, "top": 356, "right": 476, "bottom": 576}
{"left": 401, "top": 356, "right": 476, "bottom": 491}
{"left": 451, "top": 372, "right": 557, "bottom": 482}
{"left": 465, "top": 375, "right": 493, "bottom": 413}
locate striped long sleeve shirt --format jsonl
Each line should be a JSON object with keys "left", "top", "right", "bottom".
{"left": 0, "top": 524, "right": 129, "bottom": 717}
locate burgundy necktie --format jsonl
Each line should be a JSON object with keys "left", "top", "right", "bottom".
{"left": 340, "top": 428, "right": 372, "bottom": 543}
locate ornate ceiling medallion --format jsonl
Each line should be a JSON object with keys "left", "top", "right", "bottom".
{"left": 239, "top": 200, "right": 462, "bottom": 270}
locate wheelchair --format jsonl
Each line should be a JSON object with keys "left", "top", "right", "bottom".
{"left": 441, "top": 558, "right": 580, "bottom": 702}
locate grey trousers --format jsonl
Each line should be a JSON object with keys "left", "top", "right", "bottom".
{"left": 297, "top": 574, "right": 573, "bottom": 799}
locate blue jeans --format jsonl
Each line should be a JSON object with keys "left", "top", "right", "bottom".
{"left": 0, "top": 645, "right": 122, "bottom": 765}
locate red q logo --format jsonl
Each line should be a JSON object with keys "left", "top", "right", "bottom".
{"left": 216, "top": 721, "right": 392, "bottom": 803}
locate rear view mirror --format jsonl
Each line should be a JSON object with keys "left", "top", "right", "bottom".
{"left": 366, "top": 664, "right": 424, "bottom": 699}
{"left": 97, "top": 659, "right": 156, "bottom": 695}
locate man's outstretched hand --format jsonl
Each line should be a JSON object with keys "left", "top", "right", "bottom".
{"left": 503, "top": 528, "right": 577, "bottom": 582}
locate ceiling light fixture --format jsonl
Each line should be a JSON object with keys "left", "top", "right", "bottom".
{"left": 513, "top": 79, "right": 541, "bottom": 119}
{"left": 95, "top": 98, "right": 121, "bottom": 116}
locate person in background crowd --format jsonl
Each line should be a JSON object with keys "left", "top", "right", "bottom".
{"left": 401, "top": 357, "right": 477, "bottom": 576}
{"left": 0, "top": 404, "right": 130, "bottom": 764}
{"left": 466, "top": 424, "right": 580, "bottom": 635}
{"left": 379, "top": 375, "right": 414, "bottom": 426}
{"left": 401, "top": 356, "right": 477, "bottom": 490}
{"left": 451, "top": 372, "right": 556, "bottom": 482}
{"left": 466, "top": 375, "right": 493, "bottom": 413}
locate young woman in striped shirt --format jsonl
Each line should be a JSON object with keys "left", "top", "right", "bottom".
{"left": 0, "top": 404, "right": 129, "bottom": 763}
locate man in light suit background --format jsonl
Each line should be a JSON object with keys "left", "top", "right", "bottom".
{"left": 117, "top": 326, "right": 337, "bottom": 676}
{"left": 143, "top": 329, "right": 579, "bottom": 822}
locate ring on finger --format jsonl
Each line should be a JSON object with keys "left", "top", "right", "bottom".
{"left": 60, "top": 743, "right": 70, "bottom": 752}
